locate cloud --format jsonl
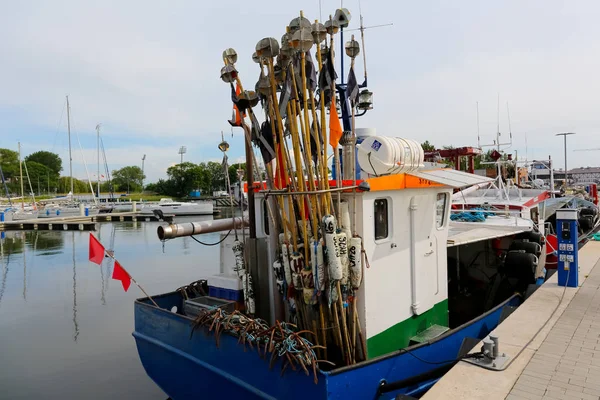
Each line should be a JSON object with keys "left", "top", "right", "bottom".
{"left": 2, "top": 0, "right": 600, "bottom": 177}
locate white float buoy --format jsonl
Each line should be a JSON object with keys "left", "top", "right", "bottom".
{"left": 349, "top": 237, "right": 362, "bottom": 289}
{"left": 323, "top": 215, "right": 342, "bottom": 281}
{"left": 272, "top": 260, "right": 285, "bottom": 295}
{"left": 281, "top": 243, "right": 292, "bottom": 289}
{"left": 312, "top": 239, "right": 326, "bottom": 292}
{"left": 232, "top": 240, "right": 245, "bottom": 278}
{"left": 290, "top": 253, "right": 303, "bottom": 289}
{"left": 337, "top": 232, "right": 349, "bottom": 285}
{"left": 340, "top": 201, "right": 351, "bottom": 231}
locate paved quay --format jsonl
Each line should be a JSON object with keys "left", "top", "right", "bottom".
{"left": 423, "top": 241, "right": 600, "bottom": 400}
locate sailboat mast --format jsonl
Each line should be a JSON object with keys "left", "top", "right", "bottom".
{"left": 96, "top": 124, "right": 100, "bottom": 197}
{"left": 18, "top": 142, "right": 24, "bottom": 210}
{"left": 66, "top": 95, "right": 73, "bottom": 195}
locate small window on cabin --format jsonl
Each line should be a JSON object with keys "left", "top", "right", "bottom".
{"left": 263, "top": 199, "right": 270, "bottom": 236}
{"left": 374, "top": 199, "right": 389, "bottom": 240}
{"left": 436, "top": 193, "right": 448, "bottom": 228}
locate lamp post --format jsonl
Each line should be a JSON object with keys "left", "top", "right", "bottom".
{"left": 556, "top": 132, "right": 575, "bottom": 188}
{"left": 178, "top": 146, "right": 187, "bottom": 164}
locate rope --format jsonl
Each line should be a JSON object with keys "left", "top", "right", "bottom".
{"left": 190, "top": 229, "right": 232, "bottom": 246}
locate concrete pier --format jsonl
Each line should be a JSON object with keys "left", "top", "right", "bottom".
{"left": 423, "top": 241, "right": 600, "bottom": 400}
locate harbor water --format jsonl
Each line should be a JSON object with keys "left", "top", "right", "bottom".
{"left": 0, "top": 216, "right": 225, "bottom": 399}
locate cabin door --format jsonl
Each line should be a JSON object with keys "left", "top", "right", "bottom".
{"left": 412, "top": 194, "right": 438, "bottom": 315}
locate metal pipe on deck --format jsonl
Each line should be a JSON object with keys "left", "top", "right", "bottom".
{"left": 157, "top": 215, "right": 249, "bottom": 240}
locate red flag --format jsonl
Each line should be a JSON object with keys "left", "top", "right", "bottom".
{"left": 89, "top": 234, "right": 105, "bottom": 265}
{"left": 112, "top": 261, "right": 131, "bottom": 292}
{"left": 329, "top": 97, "right": 343, "bottom": 149}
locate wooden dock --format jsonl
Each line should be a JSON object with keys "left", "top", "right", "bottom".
{"left": 0, "top": 212, "right": 174, "bottom": 232}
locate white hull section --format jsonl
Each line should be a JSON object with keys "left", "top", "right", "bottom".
{"left": 139, "top": 199, "right": 213, "bottom": 216}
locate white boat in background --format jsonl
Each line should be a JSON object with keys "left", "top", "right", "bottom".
{"left": 139, "top": 198, "right": 213, "bottom": 216}
{"left": 1, "top": 206, "right": 39, "bottom": 221}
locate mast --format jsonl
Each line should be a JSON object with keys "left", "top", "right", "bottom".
{"left": 96, "top": 124, "right": 101, "bottom": 197}
{"left": 18, "top": 142, "right": 24, "bottom": 210}
{"left": 66, "top": 95, "right": 73, "bottom": 195}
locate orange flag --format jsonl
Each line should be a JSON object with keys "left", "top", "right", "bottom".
{"left": 89, "top": 234, "right": 105, "bottom": 265}
{"left": 328, "top": 97, "right": 343, "bottom": 149}
{"left": 112, "top": 261, "right": 131, "bottom": 292}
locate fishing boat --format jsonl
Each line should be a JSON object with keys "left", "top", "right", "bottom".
{"left": 138, "top": 198, "right": 214, "bottom": 216}
{"left": 133, "top": 9, "right": 539, "bottom": 399}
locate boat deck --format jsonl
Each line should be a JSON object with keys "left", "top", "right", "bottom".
{"left": 0, "top": 211, "right": 174, "bottom": 231}
{"left": 423, "top": 240, "right": 600, "bottom": 400}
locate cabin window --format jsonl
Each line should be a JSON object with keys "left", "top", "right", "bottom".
{"left": 436, "top": 193, "right": 448, "bottom": 228}
{"left": 263, "top": 199, "right": 270, "bottom": 236}
{"left": 374, "top": 199, "right": 389, "bottom": 240}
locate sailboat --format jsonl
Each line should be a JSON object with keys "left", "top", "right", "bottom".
{"left": 131, "top": 8, "right": 541, "bottom": 400}
{"left": 4, "top": 143, "right": 39, "bottom": 221}
{"left": 38, "top": 96, "right": 100, "bottom": 218}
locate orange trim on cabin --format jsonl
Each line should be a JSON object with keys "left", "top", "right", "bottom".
{"left": 404, "top": 174, "right": 444, "bottom": 189}
{"left": 366, "top": 173, "right": 444, "bottom": 191}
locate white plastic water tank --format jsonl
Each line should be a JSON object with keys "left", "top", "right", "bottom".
{"left": 357, "top": 136, "right": 424, "bottom": 176}
{"left": 355, "top": 128, "right": 376, "bottom": 139}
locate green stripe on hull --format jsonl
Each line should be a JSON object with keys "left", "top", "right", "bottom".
{"left": 366, "top": 299, "right": 449, "bottom": 359}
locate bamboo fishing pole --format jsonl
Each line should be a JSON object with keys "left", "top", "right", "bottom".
{"left": 296, "top": 12, "right": 323, "bottom": 228}
{"left": 325, "top": 14, "right": 353, "bottom": 365}
{"left": 313, "top": 20, "right": 334, "bottom": 217}
{"left": 222, "top": 55, "right": 282, "bottom": 236}
{"left": 328, "top": 18, "right": 343, "bottom": 219}
{"left": 287, "top": 62, "right": 319, "bottom": 245}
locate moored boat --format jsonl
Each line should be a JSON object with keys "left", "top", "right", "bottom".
{"left": 139, "top": 198, "right": 214, "bottom": 216}
{"left": 132, "top": 8, "right": 543, "bottom": 399}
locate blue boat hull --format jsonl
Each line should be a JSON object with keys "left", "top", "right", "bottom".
{"left": 133, "top": 293, "right": 520, "bottom": 399}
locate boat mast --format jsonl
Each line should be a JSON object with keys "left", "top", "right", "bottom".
{"left": 18, "top": 142, "right": 24, "bottom": 210}
{"left": 0, "top": 165, "right": 12, "bottom": 207}
{"left": 66, "top": 95, "right": 73, "bottom": 195}
{"left": 96, "top": 124, "right": 101, "bottom": 198}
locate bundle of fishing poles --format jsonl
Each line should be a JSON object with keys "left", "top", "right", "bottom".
{"left": 220, "top": 10, "right": 366, "bottom": 367}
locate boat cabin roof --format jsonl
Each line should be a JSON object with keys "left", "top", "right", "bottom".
{"left": 365, "top": 168, "right": 493, "bottom": 191}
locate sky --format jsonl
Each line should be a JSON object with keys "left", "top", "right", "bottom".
{"left": 1, "top": 0, "right": 600, "bottom": 184}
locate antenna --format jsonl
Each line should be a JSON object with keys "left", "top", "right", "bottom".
{"left": 506, "top": 102, "right": 512, "bottom": 140}
{"left": 178, "top": 146, "right": 187, "bottom": 164}
{"left": 476, "top": 101, "right": 480, "bottom": 148}
{"left": 345, "top": 1, "right": 393, "bottom": 87}
{"left": 496, "top": 93, "right": 500, "bottom": 149}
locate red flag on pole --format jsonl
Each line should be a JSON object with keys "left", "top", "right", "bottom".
{"left": 328, "top": 97, "right": 343, "bottom": 149}
{"left": 89, "top": 234, "right": 105, "bottom": 265}
{"left": 112, "top": 261, "right": 131, "bottom": 292}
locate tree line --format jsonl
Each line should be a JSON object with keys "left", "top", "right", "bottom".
{"left": 0, "top": 147, "right": 147, "bottom": 196}
{"left": 145, "top": 161, "right": 246, "bottom": 198}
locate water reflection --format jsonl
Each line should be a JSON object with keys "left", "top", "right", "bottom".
{"left": 72, "top": 232, "right": 79, "bottom": 342}
{"left": 0, "top": 239, "right": 7, "bottom": 307}
{"left": 0, "top": 216, "right": 225, "bottom": 399}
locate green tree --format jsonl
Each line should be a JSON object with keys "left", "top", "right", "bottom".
{"left": 112, "top": 166, "right": 145, "bottom": 193}
{"left": 24, "top": 161, "right": 59, "bottom": 194}
{"left": 205, "top": 161, "right": 226, "bottom": 193}
{"left": 166, "top": 162, "right": 205, "bottom": 197}
{"left": 421, "top": 141, "right": 435, "bottom": 152}
{"left": 57, "top": 177, "right": 90, "bottom": 194}
{"left": 24, "top": 151, "right": 62, "bottom": 175}
{"left": 0, "top": 148, "right": 19, "bottom": 193}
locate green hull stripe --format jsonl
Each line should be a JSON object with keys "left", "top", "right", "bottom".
{"left": 366, "top": 299, "right": 449, "bottom": 359}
